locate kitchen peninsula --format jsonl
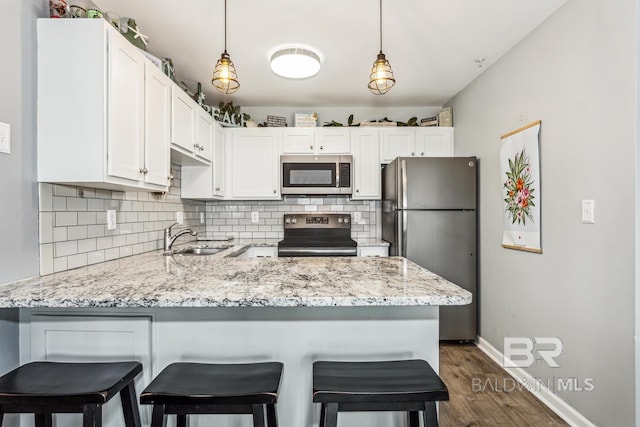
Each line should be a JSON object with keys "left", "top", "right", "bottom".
{"left": 0, "top": 246, "right": 471, "bottom": 427}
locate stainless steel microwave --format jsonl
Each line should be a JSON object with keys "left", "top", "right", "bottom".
{"left": 281, "top": 155, "right": 353, "bottom": 195}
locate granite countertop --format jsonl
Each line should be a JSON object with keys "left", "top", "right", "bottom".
{"left": 0, "top": 243, "right": 471, "bottom": 309}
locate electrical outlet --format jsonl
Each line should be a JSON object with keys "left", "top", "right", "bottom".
{"left": 354, "top": 212, "right": 362, "bottom": 224}
{"left": 200, "top": 212, "right": 205, "bottom": 224}
{"left": 106, "top": 210, "right": 117, "bottom": 230}
{"left": 176, "top": 211, "right": 184, "bottom": 225}
{"left": 251, "top": 212, "right": 259, "bottom": 223}
{"left": 582, "top": 200, "right": 595, "bottom": 224}
{"left": 0, "top": 122, "right": 10, "bottom": 154}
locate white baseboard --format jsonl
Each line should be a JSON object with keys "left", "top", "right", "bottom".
{"left": 476, "top": 337, "right": 596, "bottom": 427}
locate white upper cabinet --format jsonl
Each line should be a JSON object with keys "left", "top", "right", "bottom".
{"left": 212, "top": 124, "right": 226, "bottom": 198}
{"left": 314, "top": 128, "right": 351, "bottom": 153}
{"left": 195, "top": 108, "right": 213, "bottom": 161}
{"left": 37, "top": 19, "right": 169, "bottom": 192}
{"left": 282, "top": 128, "right": 350, "bottom": 154}
{"left": 143, "top": 63, "right": 172, "bottom": 187}
{"left": 415, "top": 127, "right": 454, "bottom": 157}
{"left": 351, "top": 128, "right": 381, "bottom": 200}
{"left": 380, "top": 127, "right": 453, "bottom": 163}
{"left": 228, "top": 129, "right": 281, "bottom": 199}
{"left": 170, "top": 88, "right": 212, "bottom": 165}
{"left": 181, "top": 122, "right": 225, "bottom": 200}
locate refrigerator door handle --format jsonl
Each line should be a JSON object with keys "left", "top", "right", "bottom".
{"left": 400, "top": 159, "right": 408, "bottom": 210}
{"left": 401, "top": 210, "right": 408, "bottom": 257}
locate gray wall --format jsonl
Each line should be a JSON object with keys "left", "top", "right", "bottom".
{"left": 0, "top": 3, "right": 45, "bottom": 426}
{"left": 0, "top": 0, "right": 44, "bottom": 283}
{"left": 447, "top": 0, "right": 636, "bottom": 425}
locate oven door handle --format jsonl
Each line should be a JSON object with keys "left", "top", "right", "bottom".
{"left": 278, "top": 248, "right": 357, "bottom": 256}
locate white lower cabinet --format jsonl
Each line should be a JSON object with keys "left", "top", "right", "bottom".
{"left": 235, "top": 246, "right": 278, "bottom": 259}
{"left": 357, "top": 246, "right": 389, "bottom": 257}
{"left": 27, "top": 313, "right": 152, "bottom": 427}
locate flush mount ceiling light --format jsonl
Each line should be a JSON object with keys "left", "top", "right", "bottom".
{"left": 212, "top": 0, "right": 239, "bottom": 94}
{"left": 368, "top": 0, "right": 395, "bottom": 95}
{"left": 270, "top": 47, "right": 322, "bottom": 79}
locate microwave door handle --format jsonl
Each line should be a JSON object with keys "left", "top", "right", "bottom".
{"left": 336, "top": 162, "right": 340, "bottom": 188}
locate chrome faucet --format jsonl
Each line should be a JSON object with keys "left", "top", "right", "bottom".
{"left": 164, "top": 223, "right": 197, "bottom": 252}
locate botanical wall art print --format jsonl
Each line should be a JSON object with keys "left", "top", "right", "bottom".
{"left": 500, "top": 120, "right": 542, "bottom": 253}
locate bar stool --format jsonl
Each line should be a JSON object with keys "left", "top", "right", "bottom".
{"left": 313, "top": 359, "right": 449, "bottom": 427}
{"left": 0, "top": 361, "right": 142, "bottom": 427}
{"left": 140, "top": 361, "right": 283, "bottom": 427}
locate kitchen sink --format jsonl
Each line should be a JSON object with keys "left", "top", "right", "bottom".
{"left": 170, "top": 245, "right": 231, "bottom": 256}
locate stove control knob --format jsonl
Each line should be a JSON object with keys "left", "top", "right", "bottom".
{"left": 291, "top": 218, "right": 297, "bottom": 224}
{"left": 344, "top": 217, "right": 349, "bottom": 223}
{"left": 338, "top": 217, "right": 343, "bottom": 223}
{"left": 285, "top": 218, "right": 291, "bottom": 224}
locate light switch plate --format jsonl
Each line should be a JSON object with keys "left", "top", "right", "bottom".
{"left": 354, "top": 212, "right": 362, "bottom": 224}
{"left": 200, "top": 212, "right": 205, "bottom": 224}
{"left": 581, "top": 200, "right": 595, "bottom": 224}
{"left": 251, "top": 212, "right": 259, "bottom": 223}
{"left": 176, "top": 211, "right": 184, "bottom": 225}
{"left": 0, "top": 122, "right": 10, "bottom": 154}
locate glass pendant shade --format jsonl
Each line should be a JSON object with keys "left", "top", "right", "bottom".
{"left": 212, "top": 51, "right": 240, "bottom": 94}
{"left": 368, "top": 52, "right": 395, "bottom": 95}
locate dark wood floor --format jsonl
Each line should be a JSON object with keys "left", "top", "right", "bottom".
{"left": 439, "top": 343, "right": 568, "bottom": 427}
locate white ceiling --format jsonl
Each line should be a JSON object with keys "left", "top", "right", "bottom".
{"left": 92, "top": 0, "right": 567, "bottom": 108}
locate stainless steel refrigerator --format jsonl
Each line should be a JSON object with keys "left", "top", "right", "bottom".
{"left": 382, "top": 157, "right": 477, "bottom": 341}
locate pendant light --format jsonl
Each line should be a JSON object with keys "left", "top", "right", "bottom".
{"left": 368, "top": 0, "right": 395, "bottom": 95}
{"left": 212, "top": 0, "right": 239, "bottom": 94}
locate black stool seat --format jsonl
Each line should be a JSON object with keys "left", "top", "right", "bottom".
{"left": 140, "top": 362, "right": 283, "bottom": 427}
{"left": 313, "top": 359, "right": 448, "bottom": 427}
{"left": 0, "top": 361, "right": 142, "bottom": 427}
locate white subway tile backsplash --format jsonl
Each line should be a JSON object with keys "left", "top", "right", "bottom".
{"left": 67, "top": 197, "right": 87, "bottom": 211}
{"left": 54, "top": 184, "right": 77, "bottom": 197}
{"left": 39, "top": 166, "right": 379, "bottom": 276}
{"left": 52, "top": 196, "right": 67, "bottom": 211}
{"left": 39, "top": 212, "right": 54, "bottom": 244}
{"left": 53, "top": 257, "right": 68, "bottom": 273}
{"left": 40, "top": 244, "right": 54, "bottom": 275}
{"left": 67, "top": 253, "right": 88, "bottom": 269}
{"left": 87, "top": 250, "right": 105, "bottom": 265}
{"left": 78, "top": 238, "right": 97, "bottom": 254}
{"left": 39, "top": 185, "right": 53, "bottom": 211}
{"left": 54, "top": 212, "right": 78, "bottom": 227}
{"left": 55, "top": 241, "right": 77, "bottom": 257}
{"left": 78, "top": 212, "right": 97, "bottom": 225}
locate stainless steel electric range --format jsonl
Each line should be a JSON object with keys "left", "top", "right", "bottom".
{"left": 277, "top": 213, "right": 357, "bottom": 257}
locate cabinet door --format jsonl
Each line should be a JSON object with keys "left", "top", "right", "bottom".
{"left": 195, "top": 108, "right": 213, "bottom": 161}
{"left": 315, "top": 128, "right": 351, "bottom": 153}
{"left": 171, "top": 87, "right": 196, "bottom": 152}
{"left": 351, "top": 129, "right": 381, "bottom": 200}
{"left": 30, "top": 314, "right": 152, "bottom": 427}
{"left": 230, "top": 129, "right": 281, "bottom": 199}
{"left": 282, "top": 128, "right": 315, "bottom": 154}
{"left": 213, "top": 123, "right": 226, "bottom": 198}
{"left": 416, "top": 127, "right": 454, "bottom": 157}
{"left": 380, "top": 128, "right": 416, "bottom": 163}
{"left": 144, "top": 63, "right": 171, "bottom": 187}
{"left": 107, "top": 30, "right": 145, "bottom": 182}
